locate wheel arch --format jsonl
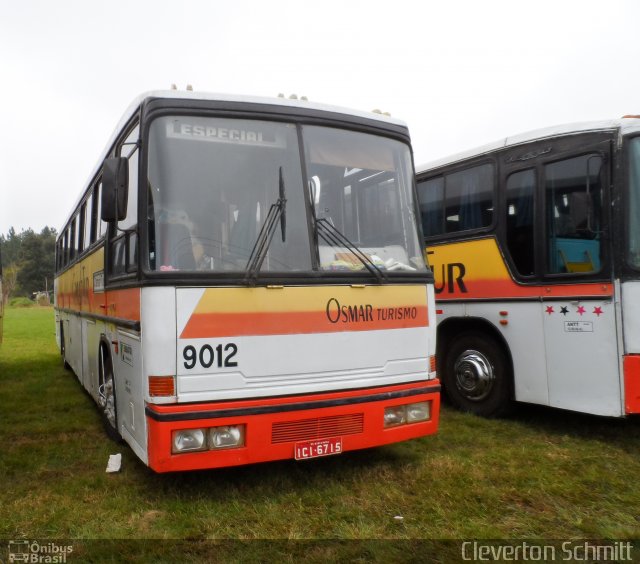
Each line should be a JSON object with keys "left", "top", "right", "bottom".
{"left": 437, "top": 316, "right": 515, "bottom": 398}
{"left": 98, "top": 335, "right": 113, "bottom": 361}
{"left": 98, "top": 334, "right": 122, "bottom": 440}
{"left": 98, "top": 336, "right": 117, "bottom": 392}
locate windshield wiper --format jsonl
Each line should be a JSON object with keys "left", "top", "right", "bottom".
{"left": 244, "top": 167, "right": 287, "bottom": 284}
{"left": 315, "top": 218, "right": 386, "bottom": 283}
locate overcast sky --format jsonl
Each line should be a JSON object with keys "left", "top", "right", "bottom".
{"left": 1, "top": 0, "right": 639, "bottom": 235}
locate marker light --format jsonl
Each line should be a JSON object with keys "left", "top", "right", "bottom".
{"left": 149, "top": 375, "right": 175, "bottom": 397}
{"left": 172, "top": 429, "right": 206, "bottom": 453}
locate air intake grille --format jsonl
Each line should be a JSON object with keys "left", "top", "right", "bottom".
{"left": 271, "top": 413, "right": 364, "bottom": 444}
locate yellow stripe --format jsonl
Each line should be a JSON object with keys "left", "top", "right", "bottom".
{"left": 428, "top": 238, "right": 510, "bottom": 280}
{"left": 192, "top": 285, "right": 427, "bottom": 314}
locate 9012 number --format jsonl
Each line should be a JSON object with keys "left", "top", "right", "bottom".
{"left": 183, "top": 343, "right": 238, "bottom": 370}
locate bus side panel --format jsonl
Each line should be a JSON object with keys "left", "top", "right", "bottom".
{"left": 621, "top": 281, "right": 640, "bottom": 413}
{"left": 462, "top": 302, "right": 550, "bottom": 407}
{"left": 67, "top": 314, "right": 83, "bottom": 382}
{"left": 621, "top": 281, "right": 640, "bottom": 354}
{"left": 141, "top": 286, "right": 177, "bottom": 404}
{"left": 542, "top": 298, "right": 621, "bottom": 417}
{"left": 81, "top": 319, "right": 95, "bottom": 392}
{"left": 114, "top": 327, "right": 148, "bottom": 464}
{"left": 85, "top": 319, "right": 103, "bottom": 400}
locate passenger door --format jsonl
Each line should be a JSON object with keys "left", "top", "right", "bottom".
{"left": 539, "top": 145, "right": 622, "bottom": 415}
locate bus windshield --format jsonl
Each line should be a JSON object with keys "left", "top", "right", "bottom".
{"left": 147, "top": 116, "right": 425, "bottom": 274}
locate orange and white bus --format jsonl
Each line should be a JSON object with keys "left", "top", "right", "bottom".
{"left": 54, "top": 90, "right": 439, "bottom": 472}
{"left": 416, "top": 117, "right": 640, "bottom": 418}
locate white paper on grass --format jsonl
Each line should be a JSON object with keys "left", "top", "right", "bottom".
{"left": 106, "top": 453, "right": 122, "bottom": 473}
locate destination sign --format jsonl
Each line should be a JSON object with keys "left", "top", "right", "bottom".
{"left": 166, "top": 119, "right": 286, "bottom": 148}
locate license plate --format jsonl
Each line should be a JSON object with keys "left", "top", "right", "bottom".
{"left": 294, "top": 437, "right": 343, "bottom": 460}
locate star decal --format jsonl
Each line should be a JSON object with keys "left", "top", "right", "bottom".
{"left": 576, "top": 306, "right": 586, "bottom": 316}
{"left": 560, "top": 306, "right": 569, "bottom": 316}
{"left": 545, "top": 306, "right": 554, "bottom": 315}
{"left": 593, "top": 306, "right": 603, "bottom": 317}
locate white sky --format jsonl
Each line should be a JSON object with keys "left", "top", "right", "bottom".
{"left": 1, "top": 0, "right": 639, "bottom": 235}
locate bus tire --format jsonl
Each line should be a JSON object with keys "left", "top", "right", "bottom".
{"left": 98, "top": 345, "right": 121, "bottom": 442}
{"left": 60, "top": 322, "right": 71, "bottom": 370}
{"left": 443, "top": 331, "right": 512, "bottom": 417}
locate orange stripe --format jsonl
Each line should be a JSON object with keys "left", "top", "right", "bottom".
{"left": 180, "top": 306, "right": 428, "bottom": 339}
{"left": 436, "top": 278, "right": 612, "bottom": 300}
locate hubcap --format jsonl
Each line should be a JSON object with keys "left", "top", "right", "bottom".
{"left": 454, "top": 349, "right": 495, "bottom": 401}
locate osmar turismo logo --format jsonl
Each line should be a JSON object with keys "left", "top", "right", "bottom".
{"left": 7, "top": 540, "right": 73, "bottom": 563}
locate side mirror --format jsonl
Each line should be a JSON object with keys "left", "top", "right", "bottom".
{"left": 101, "top": 157, "right": 129, "bottom": 222}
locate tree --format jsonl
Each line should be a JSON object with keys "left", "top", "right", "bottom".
{"left": 0, "top": 227, "right": 24, "bottom": 265}
{"left": 1, "top": 265, "right": 18, "bottom": 305}
{"left": 1, "top": 226, "right": 57, "bottom": 300}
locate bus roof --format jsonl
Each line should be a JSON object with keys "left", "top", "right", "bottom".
{"left": 103, "top": 90, "right": 406, "bottom": 169}
{"left": 416, "top": 117, "right": 640, "bottom": 174}
{"left": 63, "top": 90, "right": 407, "bottom": 233}
{"left": 128, "top": 89, "right": 406, "bottom": 125}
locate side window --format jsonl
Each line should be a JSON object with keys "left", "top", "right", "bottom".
{"left": 94, "top": 181, "right": 107, "bottom": 241}
{"left": 56, "top": 240, "right": 62, "bottom": 271}
{"left": 69, "top": 218, "right": 77, "bottom": 261}
{"left": 417, "top": 163, "right": 494, "bottom": 237}
{"left": 83, "top": 197, "right": 93, "bottom": 250}
{"left": 118, "top": 125, "right": 139, "bottom": 231}
{"left": 545, "top": 153, "right": 603, "bottom": 274}
{"left": 78, "top": 203, "right": 86, "bottom": 255}
{"left": 505, "top": 169, "right": 536, "bottom": 276}
{"left": 446, "top": 164, "right": 494, "bottom": 232}
{"left": 63, "top": 230, "right": 69, "bottom": 266}
{"left": 418, "top": 177, "right": 444, "bottom": 237}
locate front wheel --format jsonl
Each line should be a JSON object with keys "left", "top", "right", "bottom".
{"left": 442, "top": 331, "right": 512, "bottom": 417}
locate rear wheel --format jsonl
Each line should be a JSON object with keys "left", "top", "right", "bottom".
{"left": 443, "top": 331, "right": 512, "bottom": 417}
{"left": 98, "top": 345, "right": 121, "bottom": 441}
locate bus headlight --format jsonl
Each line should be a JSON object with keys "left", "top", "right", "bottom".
{"left": 209, "top": 425, "right": 245, "bottom": 450}
{"left": 406, "top": 401, "right": 431, "bottom": 422}
{"left": 172, "top": 428, "right": 207, "bottom": 453}
{"left": 384, "top": 406, "right": 407, "bottom": 427}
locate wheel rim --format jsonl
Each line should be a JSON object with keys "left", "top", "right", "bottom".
{"left": 453, "top": 349, "right": 495, "bottom": 402}
{"left": 98, "top": 349, "right": 116, "bottom": 429}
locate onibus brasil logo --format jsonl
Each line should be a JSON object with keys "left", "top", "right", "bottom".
{"left": 7, "top": 540, "right": 73, "bottom": 563}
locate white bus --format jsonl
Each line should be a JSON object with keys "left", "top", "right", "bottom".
{"left": 416, "top": 117, "right": 640, "bottom": 418}
{"left": 55, "top": 90, "right": 440, "bottom": 472}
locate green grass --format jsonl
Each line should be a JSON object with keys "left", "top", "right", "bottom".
{"left": 1, "top": 307, "right": 640, "bottom": 562}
